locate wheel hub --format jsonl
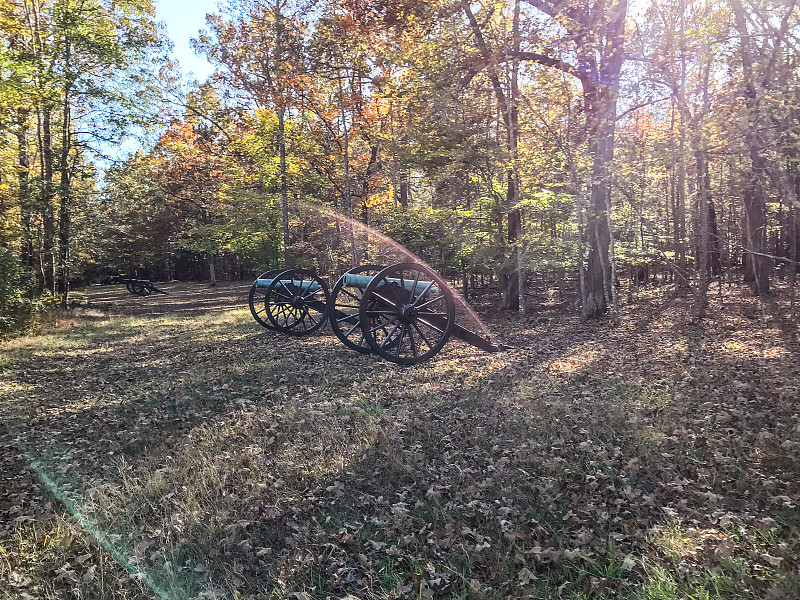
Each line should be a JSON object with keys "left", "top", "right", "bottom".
{"left": 400, "top": 303, "right": 415, "bottom": 323}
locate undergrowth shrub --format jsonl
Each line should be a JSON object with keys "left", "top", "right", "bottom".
{"left": 0, "top": 245, "right": 40, "bottom": 335}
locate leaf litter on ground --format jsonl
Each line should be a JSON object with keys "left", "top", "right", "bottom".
{"left": 0, "top": 280, "right": 798, "bottom": 599}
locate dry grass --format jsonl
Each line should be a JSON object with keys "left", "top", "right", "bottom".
{"left": 0, "top": 280, "right": 798, "bottom": 599}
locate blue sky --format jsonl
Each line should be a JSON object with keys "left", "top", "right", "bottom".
{"left": 156, "top": 0, "right": 218, "bottom": 81}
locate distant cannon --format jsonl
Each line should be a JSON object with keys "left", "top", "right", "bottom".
{"left": 248, "top": 262, "right": 505, "bottom": 365}
{"left": 122, "top": 278, "right": 167, "bottom": 296}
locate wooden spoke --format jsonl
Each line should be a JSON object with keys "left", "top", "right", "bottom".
{"left": 396, "top": 323, "right": 407, "bottom": 357}
{"left": 411, "top": 321, "right": 434, "bottom": 351}
{"left": 340, "top": 287, "right": 362, "bottom": 303}
{"left": 415, "top": 294, "right": 446, "bottom": 310}
{"left": 369, "top": 290, "right": 399, "bottom": 309}
{"left": 408, "top": 328, "right": 418, "bottom": 357}
{"left": 411, "top": 280, "right": 435, "bottom": 306}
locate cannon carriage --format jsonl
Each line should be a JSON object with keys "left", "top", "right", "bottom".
{"left": 122, "top": 278, "right": 167, "bottom": 296}
{"left": 248, "top": 262, "right": 504, "bottom": 365}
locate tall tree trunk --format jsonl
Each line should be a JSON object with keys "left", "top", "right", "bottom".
{"left": 16, "top": 109, "right": 34, "bottom": 271}
{"left": 506, "top": 201, "right": 522, "bottom": 311}
{"left": 580, "top": 0, "right": 627, "bottom": 318}
{"left": 743, "top": 181, "right": 771, "bottom": 294}
{"left": 463, "top": 2, "right": 524, "bottom": 312}
{"left": 398, "top": 173, "right": 409, "bottom": 209}
{"left": 731, "top": 0, "right": 771, "bottom": 293}
{"left": 278, "top": 105, "right": 290, "bottom": 266}
{"left": 708, "top": 199, "right": 721, "bottom": 277}
{"left": 40, "top": 105, "right": 56, "bottom": 295}
{"left": 674, "top": 0, "right": 689, "bottom": 286}
{"left": 338, "top": 69, "right": 356, "bottom": 265}
{"left": 58, "top": 60, "right": 73, "bottom": 306}
{"left": 511, "top": 0, "right": 525, "bottom": 315}
{"left": 167, "top": 243, "right": 174, "bottom": 282}
{"left": 691, "top": 55, "right": 713, "bottom": 318}
{"left": 581, "top": 84, "right": 616, "bottom": 317}
{"left": 501, "top": 4, "right": 524, "bottom": 314}
{"left": 604, "top": 178, "right": 619, "bottom": 321}
{"left": 693, "top": 146, "right": 710, "bottom": 320}
{"left": 572, "top": 169, "right": 588, "bottom": 312}
{"left": 274, "top": 0, "right": 290, "bottom": 267}
{"left": 674, "top": 105, "right": 688, "bottom": 286}
{"left": 790, "top": 197, "right": 797, "bottom": 317}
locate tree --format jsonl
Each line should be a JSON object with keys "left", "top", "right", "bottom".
{"left": 448, "top": 0, "right": 629, "bottom": 316}
{"left": 728, "top": 0, "right": 800, "bottom": 295}
{"left": 523, "top": 0, "right": 628, "bottom": 318}
{"left": 462, "top": 0, "right": 527, "bottom": 313}
{"left": 0, "top": 0, "right": 164, "bottom": 301}
{"left": 197, "top": 0, "right": 311, "bottom": 266}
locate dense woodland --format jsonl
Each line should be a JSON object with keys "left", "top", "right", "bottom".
{"left": 1, "top": 0, "right": 800, "bottom": 330}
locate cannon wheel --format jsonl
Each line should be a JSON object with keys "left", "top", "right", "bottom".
{"left": 127, "top": 280, "right": 150, "bottom": 296}
{"left": 249, "top": 269, "right": 284, "bottom": 330}
{"left": 329, "top": 265, "right": 385, "bottom": 354}
{"left": 359, "top": 262, "right": 455, "bottom": 365}
{"left": 266, "top": 269, "right": 330, "bottom": 336}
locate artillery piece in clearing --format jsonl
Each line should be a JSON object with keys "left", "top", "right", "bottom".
{"left": 122, "top": 278, "right": 167, "bottom": 296}
{"left": 248, "top": 262, "right": 504, "bottom": 365}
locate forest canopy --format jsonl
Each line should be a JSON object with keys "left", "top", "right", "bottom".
{"left": 1, "top": 0, "right": 799, "bottom": 330}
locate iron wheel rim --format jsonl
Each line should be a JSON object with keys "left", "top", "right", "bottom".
{"left": 249, "top": 269, "right": 283, "bottom": 330}
{"left": 330, "top": 264, "right": 385, "bottom": 354}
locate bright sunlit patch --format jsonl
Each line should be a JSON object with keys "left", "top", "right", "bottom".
{"left": 545, "top": 344, "right": 603, "bottom": 374}
{"left": 302, "top": 336, "right": 341, "bottom": 347}
{"left": 671, "top": 340, "right": 688, "bottom": 353}
{"left": 763, "top": 346, "right": 789, "bottom": 358}
{"left": 61, "top": 345, "right": 116, "bottom": 358}
{"left": 0, "top": 381, "right": 37, "bottom": 395}
{"left": 3, "top": 334, "right": 90, "bottom": 352}
{"left": 16, "top": 451, "right": 173, "bottom": 600}
{"left": 722, "top": 340, "right": 745, "bottom": 353}
{"left": 719, "top": 336, "right": 780, "bottom": 359}
{"left": 650, "top": 523, "right": 737, "bottom": 566}
{"left": 651, "top": 525, "right": 703, "bottom": 561}
{"left": 60, "top": 394, "right": 125, "bottom": 413}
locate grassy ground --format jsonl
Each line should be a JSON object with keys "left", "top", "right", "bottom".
{"left": 0, "top": 280, "right": 798, "bottom": 599}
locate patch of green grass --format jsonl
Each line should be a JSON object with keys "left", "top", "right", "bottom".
{"left": 636, "top": 563, "right": 681, "bottom": 600}
{"left": 375, "top": 556, "right": 404, "bottom": 596}
{"left": 774, "top": 505, "right": 800, "bottom": 529}
{"left": 523, "top": 506, "right": 571, "bottom": 540}
{"left": 0, "top": 513, "right": 151, "bottom": 599}
{"left": 412, "top": 499, "right": 466, "bottom": 530}
{"left": 0, "top": 353, "right": 16, "bottom": 370}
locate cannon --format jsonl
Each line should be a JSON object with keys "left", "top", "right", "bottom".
{"left": 122, "top": 278, "right": 167, "bottom": 296}
{"left": 248, "top": 262, "right": 504, "bottom": 365}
